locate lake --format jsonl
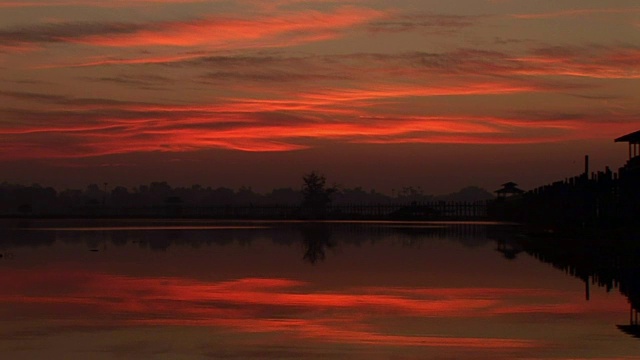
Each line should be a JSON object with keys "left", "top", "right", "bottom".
{"left": 0, "top": 220, "right": 638, "bottom": 359}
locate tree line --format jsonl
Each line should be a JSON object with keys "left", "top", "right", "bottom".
{"left": 0, "top": 172, "right": 493, "bottom": 216}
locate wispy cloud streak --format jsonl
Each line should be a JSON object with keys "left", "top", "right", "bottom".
{"left": 0, "top": 0, "right": 218, "bottom": 8}
{"left": 512, "top": 7, "right": 640, "bottom": 19}
{"left": 38, "top": 45, "right": 640, "bottom": 81}
{"left": 0, "top": 7, "right": 385, "bottom": 50}
{"left": 367, "top": 13, "right": 480, "bottom": 33}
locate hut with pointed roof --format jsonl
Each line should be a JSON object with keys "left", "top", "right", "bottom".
{"left": 494, "top": 182, "right": 524, "bottom": 198}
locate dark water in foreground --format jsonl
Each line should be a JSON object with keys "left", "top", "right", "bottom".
{"left": 0, "top": 220, "right": 638, "bottom": 359}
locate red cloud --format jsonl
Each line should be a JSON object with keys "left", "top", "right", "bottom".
{"left": 0, "top": 79, "right": 633, "bottom": 160}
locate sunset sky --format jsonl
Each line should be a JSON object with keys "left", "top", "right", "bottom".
{"left": 1, "top": 0, "right": 639, "bottom": 193}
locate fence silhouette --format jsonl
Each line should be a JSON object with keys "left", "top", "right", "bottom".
{"left": 55, "top": 201, "right": 489, "bottom": 220}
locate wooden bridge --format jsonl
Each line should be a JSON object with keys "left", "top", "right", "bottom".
{"left": 490, "top": 129, "right": 640, "bottom": 227}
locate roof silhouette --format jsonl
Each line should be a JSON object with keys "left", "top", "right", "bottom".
{"left": 615, "top": 130, "right": 640, "bottom": 144}
{"left": 494, "top": 182, "right": 524, "bottom": 195}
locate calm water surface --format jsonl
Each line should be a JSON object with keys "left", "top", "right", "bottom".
{"left": 0, "top": 220, "right": 638, "bottom": 359}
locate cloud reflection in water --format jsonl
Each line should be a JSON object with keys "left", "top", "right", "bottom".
{"left": 3, "top": 269, "right": 613, "bottom": 351}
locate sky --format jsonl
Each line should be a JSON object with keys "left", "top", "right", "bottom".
{"left": 0, "top": 0, "right": 639, "bottom": 194}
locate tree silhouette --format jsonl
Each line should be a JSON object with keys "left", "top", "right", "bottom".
{"left": 301, "top": 171, "right": 336, "bottom": 218}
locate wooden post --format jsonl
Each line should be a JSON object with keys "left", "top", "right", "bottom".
{"left": 584, "top": 155, "right": 589, "bottom": 176}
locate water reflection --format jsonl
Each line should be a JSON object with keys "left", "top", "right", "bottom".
{"left": 0, "top": 271, "right": 542, "bottom": 348}
{"left": 300, "top": 224, "right": 334, "bottom": 264}
{"left": 0, "top": 220, "right": 497, "bottom": 263}
{"left": 507, "top": 230, "right": 640, "bottom": 341}
{"left": 0, "top": 220, "right": 638, "bottom": 359}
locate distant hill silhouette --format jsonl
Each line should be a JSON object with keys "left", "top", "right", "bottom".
{"left": 434, "top": 186, "right": 494, "bottom": 202}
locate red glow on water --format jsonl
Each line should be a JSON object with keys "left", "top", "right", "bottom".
{"left": 3, "top": 269, "right": 624, "bottom": 351}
